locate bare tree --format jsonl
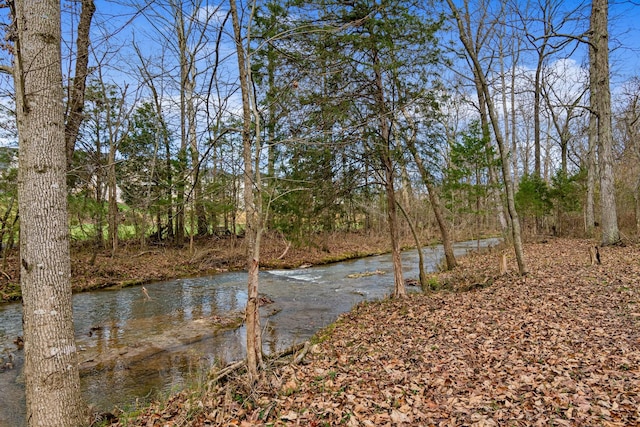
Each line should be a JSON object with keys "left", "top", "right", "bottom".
{"left": 517, "top": 0, "right": 584, "bottom": 178}
{"left": 446, "top": 0, "right": 528, "bottom": 275}
{"left": 11, "top": 0, "right": 86, "bottom": 423}
{"left": 542, "top": 60, "right": 588, "bottom": 174}
{"left": 616, "top": 78, "right": 640, "bottom": 235}
{"left": 138, "top": 0, "right": 224, "bottom": 243}
{"left": 229, "top": 0, "right": 265, "bottom": 381}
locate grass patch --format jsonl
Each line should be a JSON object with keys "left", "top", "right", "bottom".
{"left": 0, "top": 282, "right": 21, "bottom": 302}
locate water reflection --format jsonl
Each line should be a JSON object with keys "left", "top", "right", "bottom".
{"left": 0, "top": 238, "right": 500, "bottom": 426}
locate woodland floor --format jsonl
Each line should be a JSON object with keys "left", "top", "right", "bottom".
{"left": 106, "top": 237, "right": 640, "bottom": 427}
{"left": 0, "top": 232, "right": 415, "bottom": 303}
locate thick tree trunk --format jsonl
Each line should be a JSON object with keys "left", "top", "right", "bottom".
{"left": 12, "top": 0, "right": 87, "bottom": 423}
{"left": 590, "top": 0, "right": 620, "bottom": 246}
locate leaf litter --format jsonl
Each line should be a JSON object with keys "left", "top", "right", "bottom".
{"left": 109, "top": 238, "right": 640, "bottom": 426}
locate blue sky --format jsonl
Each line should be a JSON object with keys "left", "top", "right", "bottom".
{"left": 608, "top": 0, "right": 640, "bottom": 84}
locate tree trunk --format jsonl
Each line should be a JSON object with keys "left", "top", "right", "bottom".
{"left": 230, "top": 0, "right": 264, "bottom": 381}
{"left": 108, "top": 142, "right": 118, "bottom": 255}
{"left": 635, "top": 178, "right": 640, "bottom": 236}
{"left": 175, "top": 6, "right": 189, "bottom": 246}
{"left": 12, "top": 0, "right": 87, "bottom": 422}
{"left": 372, "top": 48, "right": 405, "bottom": 298}
{"left": 186, "top": 68, "right": 208, "bottom": 236}
{"left": 585, "top": 105, "right": 597, "bottom": 237}
{"left": 447, "top": 0, "right": 528, "bottom": 275}
{"left": 404, "top": 135, "right": 457, "bottom": 270}
{"left": 64, "top": 0, "right": 95, "bottom": 170}
{"left": 533, "top": 48, "right": 545, "bottom": 178}
{"left": 510, "top": 46, "right": 519, "bottom": 189}
{"left": 590, "top": 0, "right": 620, "bottom": 246}
{"left": 396, "top": 201, "right": 429, "bottom": 291}
{"left": 94, "top": 135, "right": 104, "bottom": 249}
{"left": 476, "top": 78, "right": 509, "bottom": 236}
{"left": 384, "top": 158, "right": 405, "bottom": 298}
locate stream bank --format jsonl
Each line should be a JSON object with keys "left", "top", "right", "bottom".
{"left": 1, "top": 231, "right": 450, "bottom": 303}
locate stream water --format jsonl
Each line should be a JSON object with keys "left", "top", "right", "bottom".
{"left": 0, "top": 238, "right": 500, "bottom": 426}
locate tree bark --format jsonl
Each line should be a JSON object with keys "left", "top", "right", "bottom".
{"left": 384, "top": 157, "right": 405, "bottom": 298}
{"left": 533, "top": 45, "right": 546, "bottom": 178}
{"left": 175, "top": 4, "right": 189, "bottom": 246}
{"left": 635, "top": 179, "right": 640, "bottom": 236}
{"left": 12, "top": 0, "right": 87, "bottom": 422}
{"left": 186, "top": 67, "right": 208, "bottom": 236}
{"left": 590, "top": 0, "right": 620, "bottom": 246}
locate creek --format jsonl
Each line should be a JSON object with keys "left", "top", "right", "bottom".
{"left": 0, "top": 238, "right": 500, "bottom": 426}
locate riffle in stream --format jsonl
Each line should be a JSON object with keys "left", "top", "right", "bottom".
{"left": 0, "top": 238, "right": 500, "bottom": 426}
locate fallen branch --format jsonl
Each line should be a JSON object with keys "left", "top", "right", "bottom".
{"left": 210, "top": 359, "right": 246, "bottom": 384}
{"left": 277, "top": 239, "right": 292, "bottom": 260}
{"left": 208, "top": 341, "right": 311, "bottom": 385}
{"left": 293, "top": 341, "right": 311, "bottom": 365}
{"left": 141, "top": 286, "right": 151, "bottom": 301}
{"left": 265, "top": 341, "right": 307, "bottom": 360}
{"left": 133, "top": 250, "right": 160, "bottom": 258}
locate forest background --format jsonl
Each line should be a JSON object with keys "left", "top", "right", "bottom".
{"left": 1, "top": 0, "right": 639, "bottom": 302}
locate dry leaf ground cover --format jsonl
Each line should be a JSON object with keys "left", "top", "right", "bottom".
{"left": 113, "top": 238, "right": 640, "bottom": 426}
